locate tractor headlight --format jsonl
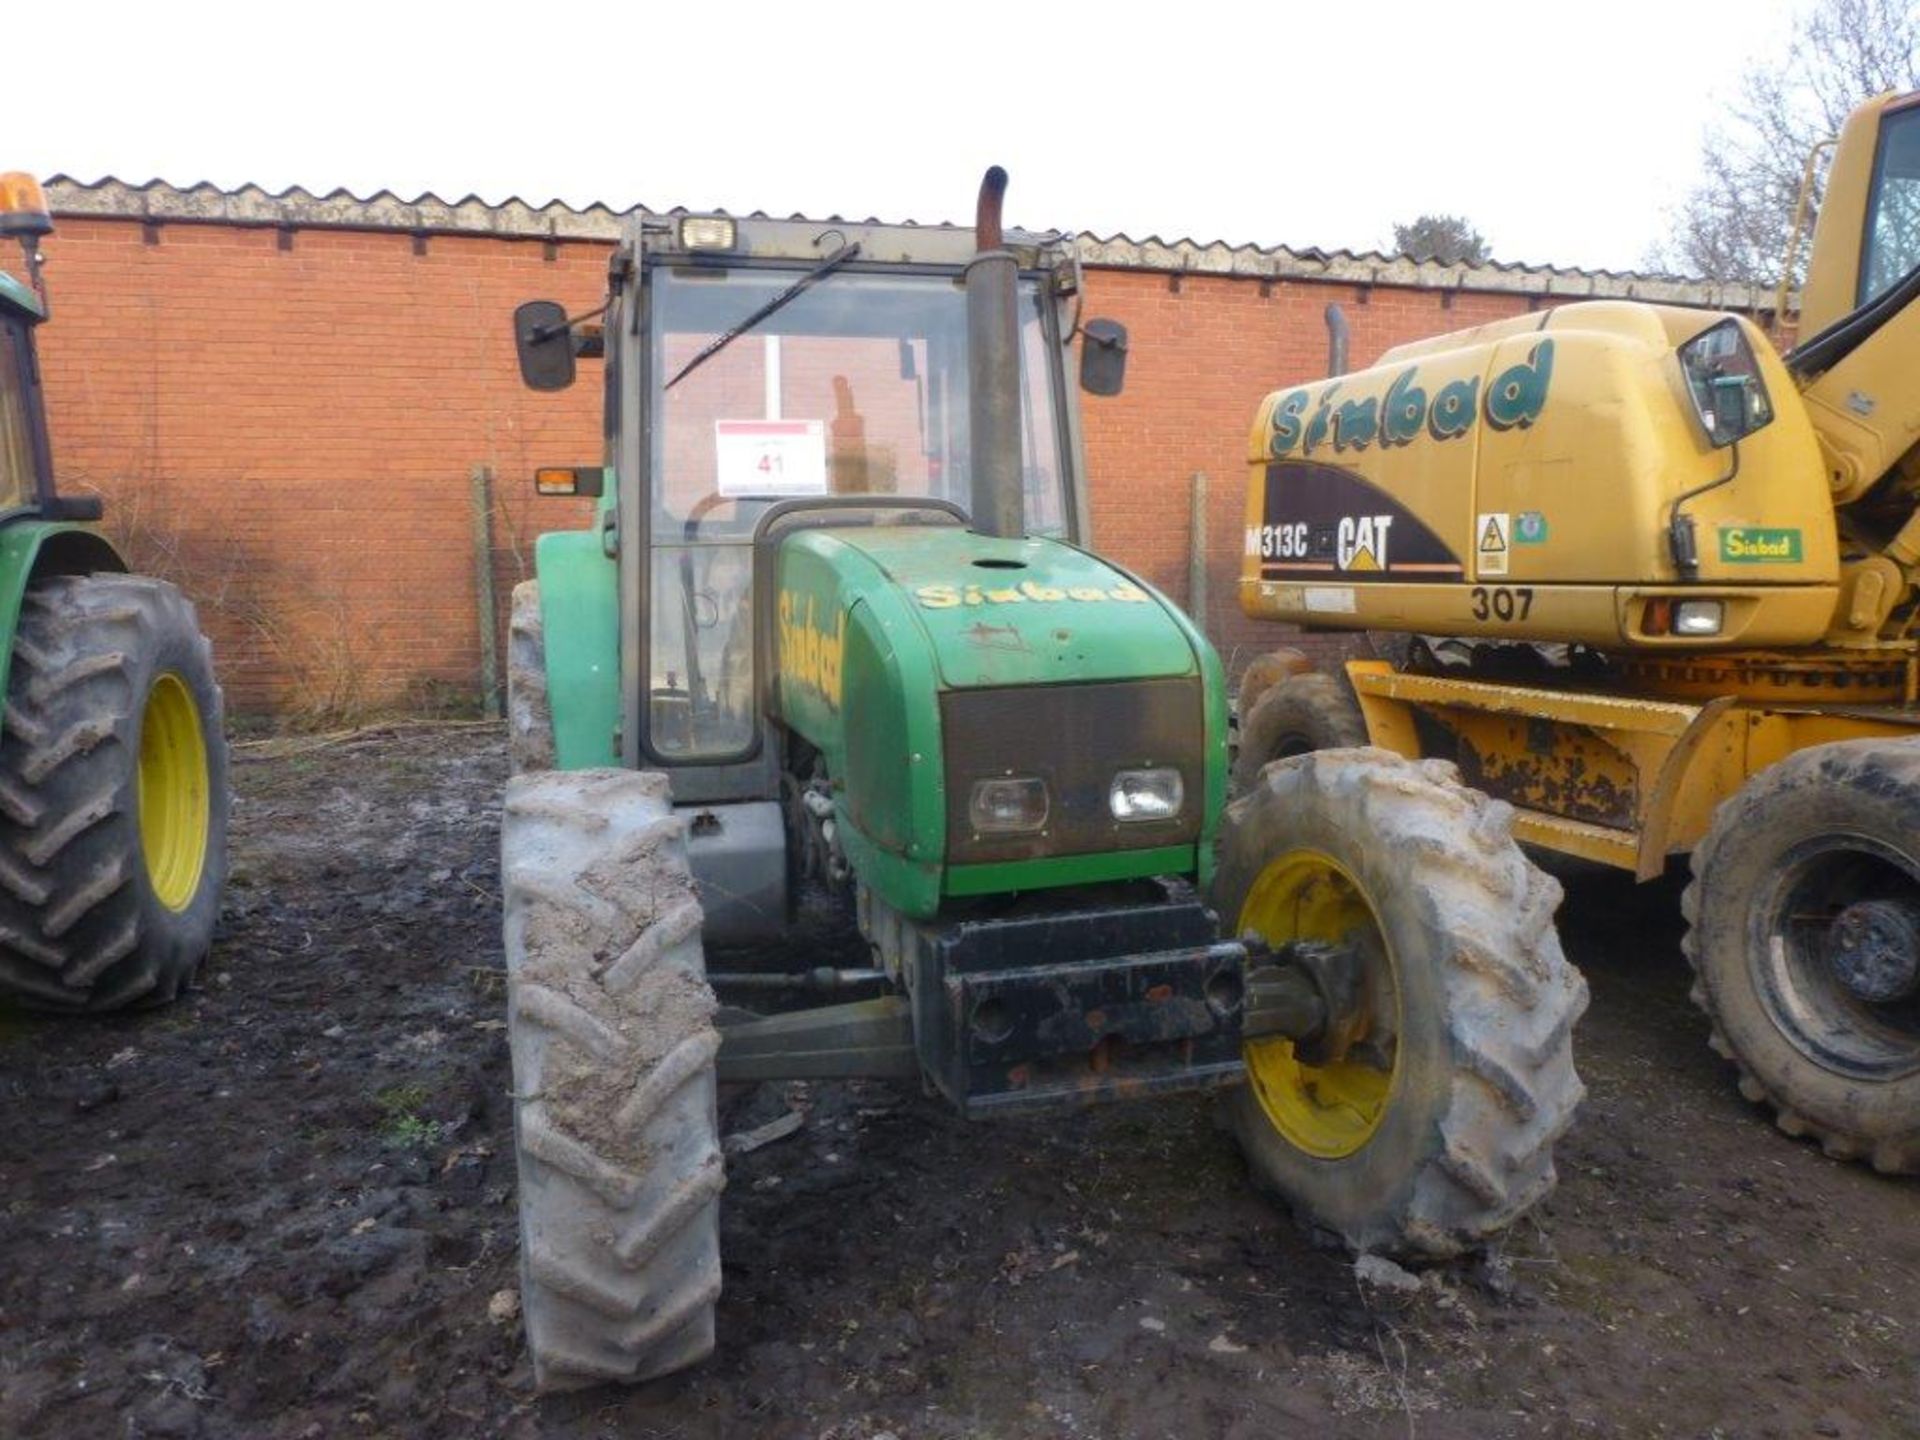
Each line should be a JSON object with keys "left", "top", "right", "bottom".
{"left": 1673, "top": 599, "right": 1725, "bottom": 636}
{"left": 969, "top": 776, "right": 1049, "bottom": 834}
{"left": 1110, "top": 767, "right": 1184, "bottom": 822}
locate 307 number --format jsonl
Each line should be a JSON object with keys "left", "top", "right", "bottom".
{"left": 1469, "top": 586, "right": 1535, "bottom": 622}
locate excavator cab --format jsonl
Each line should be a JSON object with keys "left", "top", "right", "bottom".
{"left": 1857, "top": 102, "right": 1920, "bottom": 308}
{"left": 1801, "top": 91, "right": 1920, "bottom": 333}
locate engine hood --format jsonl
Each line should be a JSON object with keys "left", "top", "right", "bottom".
{"left": 807, "top": 525, "right": 1199, "bottom": 690}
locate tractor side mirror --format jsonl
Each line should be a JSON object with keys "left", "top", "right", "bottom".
{"left": 515, "top": 300, "right": 576, "bottom": 392}
{"left": 1079, "top": 318, "right": 1128, "bottom": 397}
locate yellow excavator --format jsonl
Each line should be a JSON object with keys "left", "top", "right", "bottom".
{"left": 1233, "top": 89, "right": 1920, "bottom": 1173}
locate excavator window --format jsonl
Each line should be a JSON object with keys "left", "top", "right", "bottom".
{"left": 1860, "top": 104, "right": 1920, "bottom": 308}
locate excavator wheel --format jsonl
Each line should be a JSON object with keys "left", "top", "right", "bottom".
{"left": 1684, "top": 739, "right": 1920, "bottom": 1173}
{"left": 1214, "top": 748, "right": 1588, "bottom": 1257}
{"left": 502, "top": 769, "right": 724, "bottom": 1390}
{"left": 1234, "top": 648, "right": 1312, "bottom": 728}
{"left": 1230, "top": 672, "right": 1367, "bottom": 796}
{"left": 0, "top": 574, "right": 229, "bottom": 1011}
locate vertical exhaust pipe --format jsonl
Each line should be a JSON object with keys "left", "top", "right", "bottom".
{"left": 967, "top": 166, "right": 1024, "bottom": 540}
{"left": 1324, "top": 302, "right": 1350, "bottom": 377}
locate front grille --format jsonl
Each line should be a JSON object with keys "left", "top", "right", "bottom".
{"left": 941, "top": 678, "right": 1204, "bottom": 865}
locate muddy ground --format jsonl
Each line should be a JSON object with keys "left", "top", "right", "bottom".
{"left": 1, "top": 725, "right": 1915, "bottom": 1439}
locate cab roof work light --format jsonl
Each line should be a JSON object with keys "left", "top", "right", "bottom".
{"left": 0, "top": 172, "right": 53, "bottom": 238}
{"left": 677, "top": 215, "right": 736, "bottom": 252}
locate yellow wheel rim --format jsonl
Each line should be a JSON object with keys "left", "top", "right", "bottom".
{"left": 1238, "top": 849, "right": 1399, "bottom": 1159}
{"left": 138, "top": 673, "right": 211, "bottom": 912}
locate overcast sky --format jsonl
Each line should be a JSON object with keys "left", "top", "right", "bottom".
{"left": 15, "top": 0, "right": 1802, "bottom": 274}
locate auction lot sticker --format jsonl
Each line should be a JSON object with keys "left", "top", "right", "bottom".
{"left": 716, "top": 419, "right": 827, "bottom": 497}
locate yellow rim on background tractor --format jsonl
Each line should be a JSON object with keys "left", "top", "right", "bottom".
{"left": 1238, "top": 849, "right": 1399, "bottom": 1159}
{"left": 138, "top": 672, "right": 211, "bottom": 912}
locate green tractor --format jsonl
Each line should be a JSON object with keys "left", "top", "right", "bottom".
{"left": 0, "top": 173, "right": 228, "bottom": 1011}
{"left": 503, "top": 171, "right": 1588, "bottom": 1389}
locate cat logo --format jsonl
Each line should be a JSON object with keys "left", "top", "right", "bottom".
{"left": 1477, "top": 511, "right": 1510, "bottom": 577}
{"left": 1335, "top": 514, "right": 1394, "bottom": 572}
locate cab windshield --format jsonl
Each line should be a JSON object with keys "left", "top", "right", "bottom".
{"left": 645, "top": 263, "right": 1068, "bottom": 760}
{"left": 1861, "top": 104, "right": 1920, "bottom": 307}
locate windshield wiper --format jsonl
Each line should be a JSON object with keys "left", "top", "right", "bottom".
{"left": 664, "top": 241, "right": 863, "bottom": 390}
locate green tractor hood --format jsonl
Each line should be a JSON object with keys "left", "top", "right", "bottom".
{"left": 822, "top": 527, "right": 1199, "bottom": 689}
{"left": 774, "top": 523, "right": 1227, "bottom": 919}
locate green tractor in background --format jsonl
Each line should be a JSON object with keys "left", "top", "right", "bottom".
{"left": 503, "top": 169, "right": 1588, "bottom": 1390}
{"left": 0, "top": 173, "right": 228, "bottom": 1010}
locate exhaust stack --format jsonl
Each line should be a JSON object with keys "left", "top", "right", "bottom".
{"left": 966, "top": 166, "right": 1024, "bottom": 540}
{"left": 1324, "top": 302, "right": 1350, "bottom": 378}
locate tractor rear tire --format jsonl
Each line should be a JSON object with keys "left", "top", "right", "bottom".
{"left": 1683, "top": 740, "right": 1920, "bottom": 1173}
{"left": 0, "top": 574, "right": 228, "bottom": 1011}
{"left": 502, "top": 769, "right": 724, "bottom": 1391}
{"left": 507, "top": 580, "right": 555, "bottom": 776}
{"left": 1213, "top": 748, "right": 1588, "bottom": 1257}
{"left": 1230, "top": 672, "right": 1367, "bottom": 797}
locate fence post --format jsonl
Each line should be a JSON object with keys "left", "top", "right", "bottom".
{"left": 1187, "top": 470, "right": 1209, "bottom": 637}
{"left": 471, "top": 463, "right": 501, "bottom": 718}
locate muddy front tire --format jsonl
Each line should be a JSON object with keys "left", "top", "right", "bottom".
{"left": 1684, "top": 740, "right": 1920, "bottom": 1173}
{"left": 502, "top": 769, "right": 723, "bottom": 1391}
{"left": 0, "top": 574, "right": 229, "bottom": 1011}
{"left": 1230, "top": 672, "right": 1368, "bottom": 797}
{"left": 1214, "top": 749, "right": 1588, "bottom": 1257}
{"left": 507, "top": 581, "right": 555, "bottom": 777}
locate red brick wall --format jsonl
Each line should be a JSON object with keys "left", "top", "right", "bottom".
{"left": 31, "top": 216, "right": 1562, "bottom": 712}
{"left": 33, "top": 219, "right": 608, "bottom": 713}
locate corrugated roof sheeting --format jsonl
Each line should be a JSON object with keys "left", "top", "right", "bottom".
{"left": 43, "top": 175, "right": 1773, "bottom": 310}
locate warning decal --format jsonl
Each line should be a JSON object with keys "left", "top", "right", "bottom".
{"left": 1477, "top": 511, "right": 1510, "bottom": 577}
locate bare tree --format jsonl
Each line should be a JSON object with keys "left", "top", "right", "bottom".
{"left": 1390, "top": 214, "right": 1491, "bottom": 265}
{"left": 1656, "top": 0, "right": 1920, "bottom": 285}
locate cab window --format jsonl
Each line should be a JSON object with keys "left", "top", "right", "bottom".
{"left": 0, "top": 319, "right": 39, "bottom": 513}
{"left": 644, "top": 265, "right": 1068, "bottom": 763}
{"left": 1860, "top": 104, "right": 1920, "bottom": 307}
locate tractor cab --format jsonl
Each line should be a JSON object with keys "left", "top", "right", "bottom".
{"left": 513, "top": 207, "right": 1129, "bottom": 808}
{"left": 624, "top": 233, "right": 1080, "bottom": 766}
{"left": 1, "top": 172, "right": 105, "bottom": 531}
